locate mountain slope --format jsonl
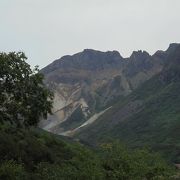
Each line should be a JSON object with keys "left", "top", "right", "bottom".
{"left": 40, "top": 46, "right": 170, "bottom": 134}
{"left": 75, "top": 44, "right": 180, "bottom": 163}
{"left": 0, "top": 125, "right": 174, "bottom": 179}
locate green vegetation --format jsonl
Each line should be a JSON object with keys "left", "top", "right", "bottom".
{"left": 111, "top": 79, "right": 180, "bottom": 162}
{"left": 0, "top": 125, "right": 175, "bottom": 179}
{"left": 77, "top": 80, "right": 180, "bottom": 162}
{"left": 0, "top": 52, "right": 178, "bottom": 179}
{"left": 0, "top": 52, "right": 53, "bottom": 127}
{"left": 0, "top": 125, "right": 104, "bottom": 179}
{"left": 76, "top": 47, "right": 180, "bottom": 163}
{"left": 101, "top": 142, "right": 174, "bottom": 180}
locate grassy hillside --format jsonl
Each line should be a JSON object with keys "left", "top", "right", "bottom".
{"left": 75, "top": 46, "right": 180, "bottom": 163}
{"left": 0, "top": 125, "right": 175, "bottom": 179}
{"left": 0, "top": 50, "right": 179, "bottom": 179}
{"left": 0, "top": 125, "right": 104, "bottom": 179}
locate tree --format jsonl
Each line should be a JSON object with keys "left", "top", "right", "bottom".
{"left": 100, "top": 142, "right": 174, "bottom": 179}
{"left": 0, "top": 52, "right": 53, "bottom": 127}
{"left": 0, "top": 160, "right": 28, "bottom": 180}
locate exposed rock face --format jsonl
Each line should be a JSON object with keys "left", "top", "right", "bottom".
{"left": 40, "top": 45, "right": 176, "bottom": 134}
{"left": 75, "top": 44, "right": 180, "bottom": 154}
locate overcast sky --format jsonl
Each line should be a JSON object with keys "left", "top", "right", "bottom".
{"left": 0, "top": 0, "right": 180, "bottom": 68}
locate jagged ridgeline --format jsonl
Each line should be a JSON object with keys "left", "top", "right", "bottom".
{"left": 76, "top": 44, "right": 180, "bottom": 163}
{"left": 40, "top": 44, "right": 176, "bottom": 134}
{"left": 40, "top": 43, "right": 180, "bottom": 164}
{"left": 1, "top": 51, "right": 176, "bottom": 179}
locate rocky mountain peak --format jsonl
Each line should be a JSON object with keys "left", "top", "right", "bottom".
{"left": 153, "top": 50, "right": 166, "bottom": 57}
{"left": 40, "top": 44, "right": 177, "bottom": 135}
{"left": 41, "top": 49, "right": 124, "bottom": 75}
{"left": 82, "top": 49, "right": 121, "bottom": 56}
{"left": 81, "top": 49, "right": 123, "bottom": 62}
{"left": 130, "top": 50, "right": 150, "bottom": 60}
{"left": 166, "top": 43, "right": 180, "bottom": 54}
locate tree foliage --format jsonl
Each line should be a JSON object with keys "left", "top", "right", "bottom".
{"left": 0, "top": 160, "right": 27, "bottom": 180}
{"left": 101, "top": 142, "right": 174, "bottom": 179}
{"left": 0, "top": 52, "right": 53, "bottom": 127}
{"left": 0, "top": 52, "right": 177, "bottom": 179}
{"left": 0, "top": 125, "right": 177, "bottom": 180}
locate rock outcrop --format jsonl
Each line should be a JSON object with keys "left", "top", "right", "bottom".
{"left": 40, "top": 44, "right": 177, "bottom": 134}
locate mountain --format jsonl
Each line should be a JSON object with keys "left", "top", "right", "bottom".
{"left": 75, "top": 44, "right": 180, "bottom": 163}
{"left": 0, "top": 47, "right": 178, "bottom": 179}
{"left": 40, "top": 46, "right": 170, "bottom": 134}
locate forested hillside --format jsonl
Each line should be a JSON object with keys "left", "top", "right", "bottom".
{"left": 0, "top": 52, "right": 178, "bottom": 179}
{"left": 76, "top": 44, "right": 180, "bottom": 164}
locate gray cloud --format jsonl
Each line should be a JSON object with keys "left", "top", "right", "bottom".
{"left": 0, "top": 0, "right": 180, "bottom": 68}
